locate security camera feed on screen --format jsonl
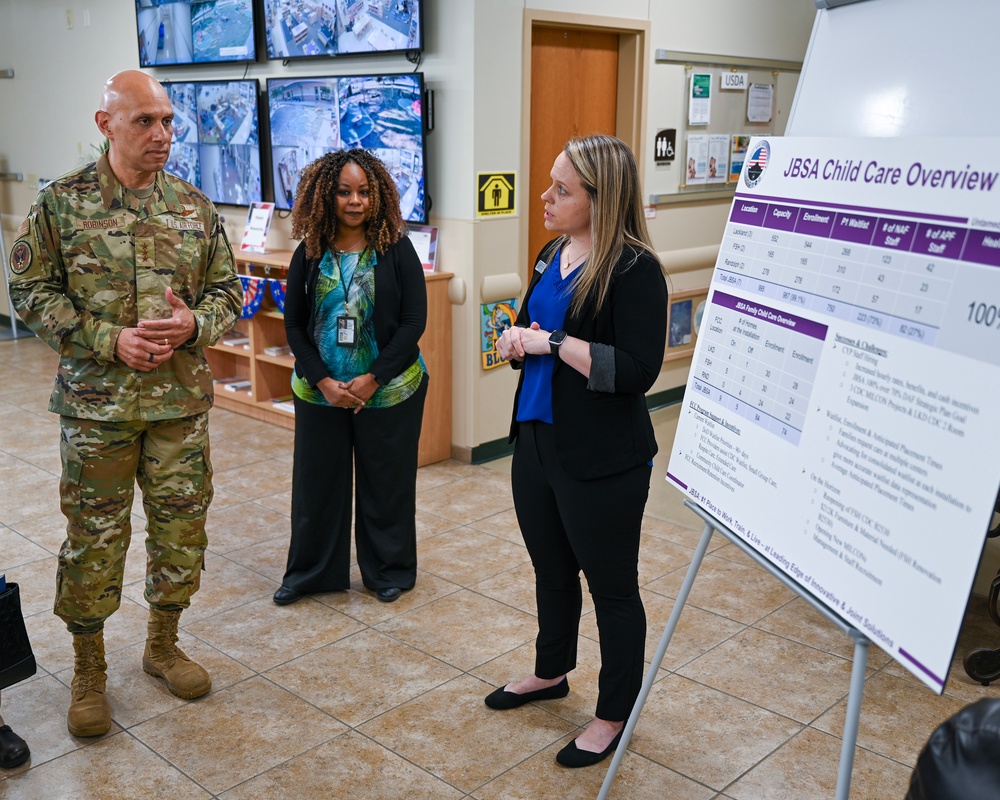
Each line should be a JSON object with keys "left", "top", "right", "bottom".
{"left": 262, "top": 0, "right": 421, "bottom": 59}
{"left": 164, "top": 79, "right": 262, "bottom": 206}
{"left": 136, "top": 0, "right": 256, "bottom": 67}
{"left": 267, "top": 73, "right": 427, "bottom": 222}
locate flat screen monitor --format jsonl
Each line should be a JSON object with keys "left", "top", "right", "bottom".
{"left": 163, "top": 79, "right": 263, "bottom": 207}
{"left": 136, "top": 0, "right": 256, "bottom": 67}
{"left": 267, "top": 72, "right": 427, "bottom": 223}
{"left": 262, "top": 0, "right": 421, "bottom": 60}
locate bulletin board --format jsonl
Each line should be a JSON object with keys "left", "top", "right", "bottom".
{"left": 648, "top": 51, "right": 801, "bottom": 204}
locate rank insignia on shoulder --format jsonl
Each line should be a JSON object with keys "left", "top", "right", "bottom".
{"left": 9, "top": 241, "right": 32, "bottom": 275}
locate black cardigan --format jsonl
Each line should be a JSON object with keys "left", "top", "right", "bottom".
{"left": 508, "top": 240, "right": 668, "bottom": 480}
{"left": 284, "top": 237, "right": 427, "bottom": 389}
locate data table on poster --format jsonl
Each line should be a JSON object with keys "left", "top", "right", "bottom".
{"left": 669, "top": 136, "right": 1000, "bottom": 692}
{"left": 695, "top": 188, "right": 1000, "bottom": 451}
{"left": 715, "top": 197, "right": 976, "bottom": 346}
{"left": 693, "top": 291, "right": 827, "bottom": 446}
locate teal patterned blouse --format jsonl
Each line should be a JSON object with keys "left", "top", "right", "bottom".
{"left": 291, "top": 248, "right": 426, "bottom": 409}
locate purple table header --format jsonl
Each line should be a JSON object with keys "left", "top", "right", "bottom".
{"left": 831, "top": 212, "right": 877, "bottom": 245}
{"left": 711, "top": 291, "right": 829, "bottom": 340}
{"left": 795, "top": 208, "right": 835, "bottom": 237}
{"left": 961, "top": 230, "right": 1000, "bottom": 268}
{"left": 763, "top": 204, "right": 800, "bottom": 232}
{"left": 730, "top": 200, "right": 768, "bottom": 226}
{"left": 912, "top": 223, "right": 967, "bottom": 260}
{"left": 872, "top": 218, "right": 917, "bottom": 251}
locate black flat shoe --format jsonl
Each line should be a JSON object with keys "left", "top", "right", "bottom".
{"left": 556, "top": 729, "right": 623, "bottom": 768}
{"left": 273, "top": 585, "right": 304, "bottom": 606}
{"left": 376, "top": 587, "right": 402, "bottom": 603}
{"left": 0, "top": 725, "right": 29, "bottom": 770}
{"left": 484, "top": 677, "right": 569, "bottom": 710}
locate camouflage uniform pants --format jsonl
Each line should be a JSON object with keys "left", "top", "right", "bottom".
{"left": 56, "top": 412, "right": 213, "bottom": 632}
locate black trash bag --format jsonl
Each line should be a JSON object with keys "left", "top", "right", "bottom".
{"left": 905, "top": 698, "right": 1000, "bottom": 800}
{"left": 0, "top": 582, "right": 36, "bottom": 691}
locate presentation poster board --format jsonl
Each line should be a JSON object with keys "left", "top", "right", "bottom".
{"left": 667, "top": 136, "right": 1000, "bottom": 692}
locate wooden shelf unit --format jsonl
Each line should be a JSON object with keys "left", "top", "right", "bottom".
{"left": 208, "top": 249, "right": 453, "bottom": 466}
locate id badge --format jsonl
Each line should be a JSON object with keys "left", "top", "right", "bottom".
{"left": 337, "top": 315, "right": 357, "bottom": 347}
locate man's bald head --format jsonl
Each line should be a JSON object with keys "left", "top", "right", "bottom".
{"left": 95, "top": 70, "right": 175, "bottom": 189}
{"left": 100, "top": 69, "right": 169, "bottom": 115}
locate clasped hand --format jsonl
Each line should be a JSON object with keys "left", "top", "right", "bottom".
{"left": 116, "top": 288, "right": 197, "bottom": 372}
{"left": 318, "top": 373, "right": 377, "bottom": 414}
{"left": 496, "top": 322, "right": 550, "bottom": 362}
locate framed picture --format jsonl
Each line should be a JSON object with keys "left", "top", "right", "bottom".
{"left": 664, "top": 288, "right": 710, "bottom": 361}
{"left": 407, "top": 223, "right": 439, "bottom": 272}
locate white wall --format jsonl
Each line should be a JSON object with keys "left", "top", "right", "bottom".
{"left": 0, "top": 0, "right": 817, "bottom": 458}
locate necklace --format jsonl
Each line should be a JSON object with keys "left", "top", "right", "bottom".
{"left": 561, "top": 248, "right": 590, "bottom": 276}
{"left": 335, "top": 235, "right": 367, "bottom": 254}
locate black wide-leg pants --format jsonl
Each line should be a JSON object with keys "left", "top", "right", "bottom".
{"left": 284, "top": 375, "right": 427, "bottom": 592}
{"left": 511, "top": 420, "right": 650, "bottom": 722}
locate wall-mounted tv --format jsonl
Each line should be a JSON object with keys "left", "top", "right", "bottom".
{"left": 262, "top": 0, "right": 421, "bottom": 60}
{"left": 163, "top": 79, "right": 263, "bottom": 207}
{"left": 267, "top": 72, "right": 427, "bottom": 223}
{"left": 136, "top": 0, "right": 256, "bottom": 67}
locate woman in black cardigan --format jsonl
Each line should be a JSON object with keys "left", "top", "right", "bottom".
{"left": 273, "top": 150, "right": 428, "bottom": 606}
{"left": 487, "top": 135, "right": 668, "bottom": 768}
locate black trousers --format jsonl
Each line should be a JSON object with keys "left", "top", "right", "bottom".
{"left": 284, "top": 375, "right": 427, "bottom": 592}
{"left": 511, "top": 420, "right": 650, "bottom": 721}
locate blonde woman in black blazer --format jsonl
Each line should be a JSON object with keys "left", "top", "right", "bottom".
{"left": 487, "top": 135, "right": 668, "bottom": 768}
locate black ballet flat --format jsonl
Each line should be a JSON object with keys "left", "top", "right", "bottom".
{"left": 0, "top": 725, "right": 29, "bottom": 770}
{"left": 376, "top": 587, "right": 402, "bottom": 603}
{"left": 556, "top": 729, "right": 623, "bottom": 768}
{"left": 273, "top": 585, "right": 305, "bottom": 606}
{"left": 484, "top": 677, "right": 569, "bottom": 710}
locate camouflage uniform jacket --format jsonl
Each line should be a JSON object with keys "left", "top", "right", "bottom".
{"left": 6, "top": 153, "right": 243, "bottom": 421}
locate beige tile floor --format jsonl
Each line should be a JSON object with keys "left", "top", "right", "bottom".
{"left": 0, "top": 335, "right": 997, "bottom": 799}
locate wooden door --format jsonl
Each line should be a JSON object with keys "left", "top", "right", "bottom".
{"left": 528, "top": 26, "right": 619, "bottom": 267}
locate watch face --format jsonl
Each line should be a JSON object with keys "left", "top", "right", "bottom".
{"left": 549, "top": 330, "right": 567, "bottom": 352}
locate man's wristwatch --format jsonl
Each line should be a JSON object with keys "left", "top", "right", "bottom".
{"left": 548, "top": 329, "right": 568, "bottom": 355}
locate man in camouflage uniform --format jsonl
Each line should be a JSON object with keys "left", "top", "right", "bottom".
{"left": 6, "top": 70, "right": 242, "bottom": 737}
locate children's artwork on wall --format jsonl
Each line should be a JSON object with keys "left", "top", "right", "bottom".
{"left": 481, "top": 299, "right": 519, "bottom": 369}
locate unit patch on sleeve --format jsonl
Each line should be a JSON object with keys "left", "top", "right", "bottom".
{"left": 9, "top": 241, "right": 32, "bottom": 275}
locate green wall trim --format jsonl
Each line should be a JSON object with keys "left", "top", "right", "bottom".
{"left": 471, "top": 437, "right": 514, "bottom": 464}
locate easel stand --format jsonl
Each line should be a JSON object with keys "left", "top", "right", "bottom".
{"left": 598, "top": 500, "right": 871, "bottom": 800}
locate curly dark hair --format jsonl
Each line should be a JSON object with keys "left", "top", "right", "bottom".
{"left": 290, "top": 148, "right": 406, "bottom": 260}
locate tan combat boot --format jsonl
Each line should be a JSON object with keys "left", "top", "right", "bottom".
{"left": 142, "top": 608, "right": 211, "bottom": 699}
{"left": 68, "top": 631, "right": 111, "bottom": 737}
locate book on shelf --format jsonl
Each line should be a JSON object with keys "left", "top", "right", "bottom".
{"left": 213, "top": 376, "right": 244, "bottom": 384}
{"left": 223, "top": 380, "right": 252, "bottom": 392}
{"left": 272, "top": 401, "right": 295, "bottom": 414}
{"left": 220, "top": 336, "right": 250, "bottom": 347}
{"left": 263, "top": 345, "right": 292, "bottom": 357}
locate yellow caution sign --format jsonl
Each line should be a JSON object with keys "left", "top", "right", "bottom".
{"left": 477, "top": 172, "right": 516, "bottom": 217}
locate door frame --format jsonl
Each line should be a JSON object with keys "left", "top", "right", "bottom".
{"left": 520, "top": 10, "right": 651, "bottom": 266}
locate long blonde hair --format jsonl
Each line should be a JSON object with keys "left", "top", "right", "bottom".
{"left": 560, "top": 135, "right": 665, "bottom": 316}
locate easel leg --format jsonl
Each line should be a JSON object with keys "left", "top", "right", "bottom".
{"left": 597, "top": 520, "right": 715, "bottom": 800}
{"left": 834, "top": 632, "right": 869, "bottom": 800}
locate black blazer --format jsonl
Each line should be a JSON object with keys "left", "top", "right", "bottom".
{"left": 508, "top": 240, "right": 668, "bottom": 480}
{"left": 284, "top": 236, "right": 427, "bottom": 389}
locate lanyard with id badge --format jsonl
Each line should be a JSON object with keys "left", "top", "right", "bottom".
{"left": 336, "top": 252, "right": 361, "bottom": 348}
